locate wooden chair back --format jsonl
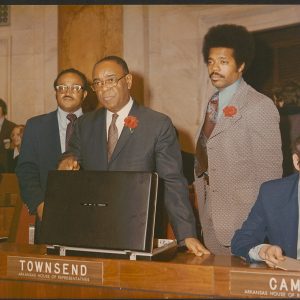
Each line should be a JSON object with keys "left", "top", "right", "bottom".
{"left": 0, "top": 173, "right": 35, "bottom": 243}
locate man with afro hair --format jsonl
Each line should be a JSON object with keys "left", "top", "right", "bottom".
{"left": 194, "top": 24, "right": 282, "bottom": 255}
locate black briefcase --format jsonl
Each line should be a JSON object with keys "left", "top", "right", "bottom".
{"left": 40, "top": 170, "right": 177, "bottom": 260}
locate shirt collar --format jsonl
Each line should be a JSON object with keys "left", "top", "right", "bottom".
{"left": 106, "top": 97, "right": 134, "bottom": 120}
{"left": 57, "top": 107, "right": 83, "bottom": 122}
{"left": 219, "top": 78, "right": 242, "bottom": 99}
{"left": 217, "top": 78, "right": 242, "bottom": 119}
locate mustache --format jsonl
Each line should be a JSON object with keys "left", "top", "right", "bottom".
{"left": 209, "top": 72, "right": 224, "bottom": 78}
{"left": 63, "top": 95, "right": 73, "bottom": 100}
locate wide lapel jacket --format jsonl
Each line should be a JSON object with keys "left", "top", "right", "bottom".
{"left": 195, "top": 78, "right": 283, "bottom": 247}
{"left": 209, "top": 79, "right": 247, "bottom": 140}
{"left": 74, "top": 103, "right": 140, "bottom": 170}
{"left": 109, "top": 102, "right": 139, "bottom": 164}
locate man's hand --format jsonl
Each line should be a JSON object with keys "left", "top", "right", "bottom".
{"left": 37, "top": 201, "right": 44, "bottom": 221}
{"left": 259, "top": 244, "right": 285, "bottom": 268}
{"left": 58, "top": 156, "right": 80, "bottom": 170}
{"left": 184, "top": 237, "right": 211, "bottom": 256}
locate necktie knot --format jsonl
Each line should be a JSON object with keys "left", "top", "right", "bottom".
{"left": 210, "top": 91, "right": 219, "bottom": 102}
{"left": 207, "top": 92, "right": 219, "bottom": 123}
{"left": 111, "top": 113, "right": 118, "bottom": 123}
{"left": 67, "top": 113, "right": 77, "bottom": 123}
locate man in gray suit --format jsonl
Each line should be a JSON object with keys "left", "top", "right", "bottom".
{"left": 194, "top": 24, "right": 282, "bottom": 255}
{"left": 58, "top": 55, "right": 208, "bottom": 256}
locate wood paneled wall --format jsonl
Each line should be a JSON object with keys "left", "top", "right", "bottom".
{"left": 58, "top": 5, "right": 144, "bottom": 109}
{"left": 58, "top": 5, "right": 123, "bottom": 83}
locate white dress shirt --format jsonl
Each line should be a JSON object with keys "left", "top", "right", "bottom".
{"left": 106, "top": 97, "right": 133, "bottom": 140}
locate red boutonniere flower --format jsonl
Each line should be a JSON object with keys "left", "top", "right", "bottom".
{"left": 124, "top": 116, "right": 139, "bottom": 133}
{"left": 223, "top": 105, "right": 237, "bottom": 117}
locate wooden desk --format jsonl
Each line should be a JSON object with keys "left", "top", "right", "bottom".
{"left": 0, "top": 243, "right": 300, "bottom": 299}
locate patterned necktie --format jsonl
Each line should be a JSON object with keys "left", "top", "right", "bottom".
{"left": 202, "top": 92, "right": 219, "bottom": 138}
{"left": 107, "top": 113, "right": 119, "bottom": 162}
{"left": 195, "top": 92, "right": 219, "bottom": 177}
{"left": 65, "top": 113, "right": 77, "bottom": 151}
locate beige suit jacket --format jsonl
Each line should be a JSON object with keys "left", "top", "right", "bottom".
{"left": 195, "top": 79, "right": 282, "bottom": 249}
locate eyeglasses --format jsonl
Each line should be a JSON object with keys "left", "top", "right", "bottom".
{"left": 91, "top": 74, "right": 127, "bottom": 91}
{"left": 55, "top": 84, "right": 83, "bottom": 93}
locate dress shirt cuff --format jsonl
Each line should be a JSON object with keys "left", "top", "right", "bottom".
{"left": 249, "top": 244, "right": 269, "bottom": 262}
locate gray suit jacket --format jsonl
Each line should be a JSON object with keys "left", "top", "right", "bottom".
{"left": 67, "top": 101, "right": 197, "bottom": 242}
{"left": 195, "top": 79, "right": 283, "bottom": 248}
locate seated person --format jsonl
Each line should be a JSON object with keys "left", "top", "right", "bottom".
{"left": 6, "top": 125, "right": 25, "bottom": 172}
{"left": 231, "top": 136, "right": 300, "bottom": 268}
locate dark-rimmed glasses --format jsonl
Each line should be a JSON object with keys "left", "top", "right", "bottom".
{"left": 55, "top": 84, "right": 83, "bottom": 94}
{"left": 91, "top": 74, "right": 127, "bottom": 91}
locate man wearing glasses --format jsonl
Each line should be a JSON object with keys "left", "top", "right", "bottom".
{"left": 58, "top": 56, "right": 208, "bottom": 256}
{"left": 16, "top": 68, "right": 88, "bottom": 243}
